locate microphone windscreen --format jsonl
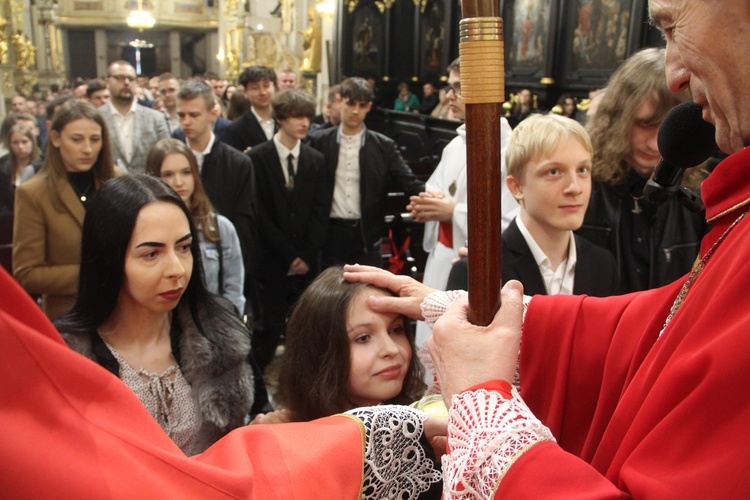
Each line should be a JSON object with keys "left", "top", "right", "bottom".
{"left": 657, "top": 101, "right": 716, "bottom": 168}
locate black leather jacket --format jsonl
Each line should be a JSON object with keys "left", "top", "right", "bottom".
{"left": 576, "top": 176, "right": 708, "bottom": 293}
{"left": 308, "top": 126, "right": 424, "bottom": 251}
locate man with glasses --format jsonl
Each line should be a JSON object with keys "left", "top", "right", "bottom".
{"left": 407, "top": 57, "right": 514, "bottom": 351}
{"left": 98, "top": 60, "right": 169, "bottom": 173}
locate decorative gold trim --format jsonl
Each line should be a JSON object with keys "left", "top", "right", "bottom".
{"left": 707, "top": 196, "right": 750, "bottom": 223}
{"left": 346, "top": 0, "right": 359, "bottom": 13}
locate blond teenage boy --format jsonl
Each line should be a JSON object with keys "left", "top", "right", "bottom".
{"left": 504, "top": 114, "right": 617, "bottom": 296}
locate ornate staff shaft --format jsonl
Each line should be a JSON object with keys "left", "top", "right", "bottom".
{"left": 459, "top": 0, "right": 504, "bottom": 325}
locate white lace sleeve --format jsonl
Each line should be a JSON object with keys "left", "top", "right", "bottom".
{"left": 421, "top": 290, "right": 466, "bottom": 327}
{"left": 443, "top": 387, "right": 555, "bottom": 498}
{"left": 346, "top": 405, "right": 442, "bottom": 499}
{"left": 421, "top": 290, "right": 533, "bottom": 328}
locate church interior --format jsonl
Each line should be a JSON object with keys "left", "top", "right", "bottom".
{"left": 0, "top": 0, "right": 668, "bottom": 286}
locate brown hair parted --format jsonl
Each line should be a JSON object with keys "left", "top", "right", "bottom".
{"left": 272, "top": 89, "right": 317, "bottom": 121}
{"left": 145, "top": 138, "right": 220, "bottom": 243}
{"left": 587, "top": 48, "right": 695, "bottom": 187}
{"left": 41, "top": 99, "right": 116, "bottom": 208}
{"left": 339, "top": 77, "right": 373, "bottom": 104}
{"left": 276, "top": 267, "right": 425, "bottom": 421}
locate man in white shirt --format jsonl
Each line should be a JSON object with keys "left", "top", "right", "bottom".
{"left": 98, "top": 60, "right": 169, "bottom": 173}
{"left": 502, "top": 114, "right": 616, "bottom": 297}
{"left": 308, "top": 77, "right": 424, "bottom": 268}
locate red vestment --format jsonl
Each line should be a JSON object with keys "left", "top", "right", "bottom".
{"left": 0, "top": 265, "right": 366, "bottom": 497}
{"left": 497, "top": 147, "right": 750, "bottom": 496}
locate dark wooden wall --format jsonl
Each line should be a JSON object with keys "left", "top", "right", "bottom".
{"left": 332, "top": 0, "right": 665, "bottom": 109}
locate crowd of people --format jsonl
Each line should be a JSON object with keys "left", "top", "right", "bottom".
{"left": 4, "top": 0, "right": 750, "bottom": 494}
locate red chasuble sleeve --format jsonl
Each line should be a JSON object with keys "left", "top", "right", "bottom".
{"left": 0, "top": 267, "right": 365, "bottom": 498}
{"left": 495, "top": 209, "right": 750, "bottom": 497}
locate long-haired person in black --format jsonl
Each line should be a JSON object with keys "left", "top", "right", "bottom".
{"left": 55, "top": 174, "right": 255, "bottom": 455}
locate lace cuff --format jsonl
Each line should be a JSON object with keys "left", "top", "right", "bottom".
{"left": 443, "top": 387, "right": 555, "bottom": 498}
{"left": 420, "top": 290, "right": 533, "bottom": 328}
{"left": 421, "top": 290, "right": 466, "bottom": 327}
{"left": 346, "top": 405, "right": 442, "bottom": 499}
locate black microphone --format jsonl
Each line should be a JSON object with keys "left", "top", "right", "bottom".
{"left": 644, "top": 101, "right": 716, "bottom": 209}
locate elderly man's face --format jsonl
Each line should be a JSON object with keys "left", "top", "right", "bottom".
{"left": 649, "top": 0, "right": 750, "bottom": 153}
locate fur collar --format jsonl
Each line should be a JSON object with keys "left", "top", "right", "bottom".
{"left": 61, "top": 298, "right": 254, "bottom": 454}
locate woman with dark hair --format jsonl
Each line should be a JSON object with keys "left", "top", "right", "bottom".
{"left": 146, "top": 138, "right": 246, "bottom": 314}
{"left": 12, "top": 99, "right": 117, "bottom": 318}
{"left": 55, "top": 174, "right": 254, "bottom": 456}
{"left": 265, "top": 267, "right": 442, "bottom": 498}
{"left": 274, "top": 266, "right": 426, "bottom": 422}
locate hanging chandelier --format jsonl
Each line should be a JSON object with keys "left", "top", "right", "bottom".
{"left": 127, "top": 0, "right": 155, "bottom": 31}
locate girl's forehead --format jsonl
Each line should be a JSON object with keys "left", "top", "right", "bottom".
{"left": 350, "top": 286, "right": 390, "bottom": 303}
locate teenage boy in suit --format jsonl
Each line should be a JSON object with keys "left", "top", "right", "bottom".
{"left": 503, "top": 113, "right": 617, "bottom": 297}
{"left": 223, "top": 66, "right": 278, "bottom": 152}
{"left": 175, "top": 80, "right": 258, "bottom": 302}
{"left": 248, "top": 89, "right": 331, "bottom": 371}
{"left": 308, "top": 77, "right": 424, "bottom": 268}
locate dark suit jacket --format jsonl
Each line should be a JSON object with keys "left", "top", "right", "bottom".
{"left": 222, "top": 110, "right": 276, "bottom": 152}
{"left": 307, "top": 126, "right": 424, "bottom": 250}
{"left": 171, "top": 117, "right": 231, "bottom": 144}
{"left": 447, "top": 220, "right": 618, "bottom": 294}
{"left": 249, "top": 141, "right": 331, "bottom": 280}
{"left": 200, "top": 141, "right": 257, "bottom": 279}
{"left": 502, "top": 219, "right": 618, "bottom": 297}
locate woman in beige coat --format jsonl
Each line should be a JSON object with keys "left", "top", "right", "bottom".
{"left": 13, "top": 100, "right": 117, "bottom": 318}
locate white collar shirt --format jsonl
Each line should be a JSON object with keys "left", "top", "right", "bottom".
{"left": 273, "top": 132, "right": 301, "bottom": 186}
{"left": 108, "top": 99, "right": 138, "bottom": 163}
{"left": 330, "top": 127, "right": 364, "bottom": 219}
{"left": 251, "top": 106, "right": 275, "bottom": 141}
{"left": 187, "top": 133, "right": 216, "bottom": 172}
{"left": 515, "top": 216, "right": 577, "bottom": 295}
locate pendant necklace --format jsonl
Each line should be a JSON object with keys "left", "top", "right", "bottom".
{"left": 631, "top": 195, "right": 644, "bottom": 214}
{"left": 659, "top": 207, "right": 750, "bottom": 337}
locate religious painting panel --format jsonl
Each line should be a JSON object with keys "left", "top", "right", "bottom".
{"left": 418, "top": 0, "right": 453, "bottom": 82}
{"left": 503, "top": 0, "right": 559, "bottom": 85}
{"left": 345, "top": 2, "right": 386, "bottom": 78}
{"left": 557, "top": 0, "right": 648, "bottom": 89}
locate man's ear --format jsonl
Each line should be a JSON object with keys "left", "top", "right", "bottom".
{"left": 506, "top": 175, "right": 524, "bottom": 204}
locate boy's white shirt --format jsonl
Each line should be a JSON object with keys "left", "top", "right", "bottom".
{"left": 515, "top": 215, "right": 577, "bottom": 295}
